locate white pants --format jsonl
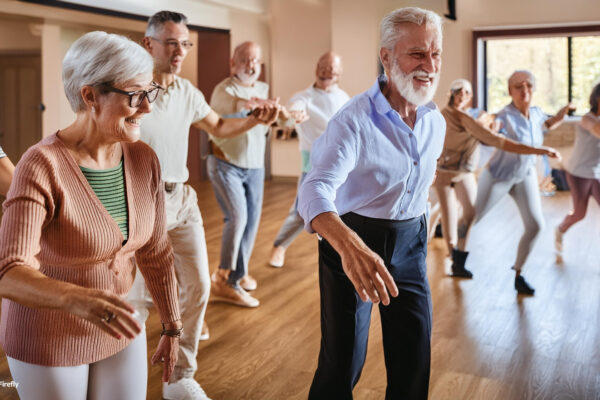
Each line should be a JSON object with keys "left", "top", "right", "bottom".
{"left": 7, "top": 329, "right": 147, "bottom": 400}
{"left": 128, "top": 183, "right": 210, "bottom": 380}
{"left": 473, "top": 168, "right": 545, "bottom": 271}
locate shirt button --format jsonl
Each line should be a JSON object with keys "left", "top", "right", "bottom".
{"left": 413, "top": 161, "right": 418, "bottom": 166}
{"left": 407, "top": 189, "right": 412, "bottom": 194}
{"left": 400, "top": 210, "right": 405, "bottom": 214}
{"left": 409, "top": 133, "right": 413, "bottom": 138}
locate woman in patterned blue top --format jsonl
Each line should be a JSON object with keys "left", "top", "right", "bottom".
{"left": 0, "top": 145, "right": 15, "bottom": 196}
{"left": 465, "top": 70, "right": 573, "bottom": 295}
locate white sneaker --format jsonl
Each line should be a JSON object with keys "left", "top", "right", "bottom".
{"left": 163, "top": 378, "right": 211, "bottom": 400}
{"left": 269, "top": 246, "right": 286, "bottom": 268}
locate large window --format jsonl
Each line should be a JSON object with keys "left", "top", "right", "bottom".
{"left": 475, "top": 27, "right": 600, "bottom": 116}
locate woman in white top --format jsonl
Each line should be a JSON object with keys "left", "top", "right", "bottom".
{"left": 555, "top": 82, "right": 600, "bottom": 255}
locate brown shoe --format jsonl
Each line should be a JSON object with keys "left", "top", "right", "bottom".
{"left": 240, "top": 274, "right": 257, "bottom": 291}
{"left": 211, "top": 276, "right": 259, "bottom": 308}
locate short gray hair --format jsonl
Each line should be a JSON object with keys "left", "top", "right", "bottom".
{"left": 380, "top": 7, "right": 443, "bottom": 49}
{"left": 146, "top": 10, "right": 188, "bottom": 37}
{"left": 508, "top": 70, "right": 536, "bottom": 91}
{"left": 589, "top": 81, "right": 600, "bottom": 113}
{"left": 62, "top": 31, "right": 153, "bottom": 112}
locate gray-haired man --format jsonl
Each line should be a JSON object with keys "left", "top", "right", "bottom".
{"left": 128, "top": 10, "right": 279, "bottom": 400}
{"left": 299, "top": 7, "right": 445, "bottom": 399}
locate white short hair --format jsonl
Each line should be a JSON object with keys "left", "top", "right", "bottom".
{"left": 508, "top": 69, "right": 536, "bottom": 90}
{"left": 380, "top": 7, "right": 443, "bottom": 49}
{"left": 62, "top": 31, "right": 154, "bottom": 112}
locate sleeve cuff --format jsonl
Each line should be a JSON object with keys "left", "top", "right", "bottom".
{"left": 304, "top": 198, "right": 337, "bottom": 234}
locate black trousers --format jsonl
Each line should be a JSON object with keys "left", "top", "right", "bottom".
{"left": 308, "top": 213, "right": 432, "bottom": 400}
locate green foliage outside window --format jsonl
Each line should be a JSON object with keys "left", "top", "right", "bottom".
{"left": 572, "top": 36, "right": 600, "bottom": 113}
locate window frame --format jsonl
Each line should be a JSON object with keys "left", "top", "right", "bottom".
{"left": 472, "top": 24, "right": 600, "bottom": 113}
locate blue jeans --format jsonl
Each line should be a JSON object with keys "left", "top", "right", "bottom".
{"left": 273, "top": 172, "right": 307, "bottom": 248}
{"left": 206, "top": 155, "right": 264, "bottom": 286}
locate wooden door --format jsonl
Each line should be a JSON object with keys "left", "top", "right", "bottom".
{"left": 187, "top": 29, "right": 230, "bottom": 181}
{"left": 0, "top": 55, "right": 42, "bottom": 163}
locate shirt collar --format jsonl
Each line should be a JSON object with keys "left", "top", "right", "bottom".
{"left": 369, "top": 75, "right": 437, "bottom": 118}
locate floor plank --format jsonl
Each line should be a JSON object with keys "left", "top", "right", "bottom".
{"left": 0, "top": 181, "right": 598, "bottom": 400}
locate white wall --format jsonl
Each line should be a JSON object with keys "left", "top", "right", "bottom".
{"left": 268, "top": 0, "right": 332, "bottom": 177}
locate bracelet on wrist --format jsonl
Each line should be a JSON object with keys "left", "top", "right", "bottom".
{"left": 161, "top": 323, "right": 183, "bottom": 338}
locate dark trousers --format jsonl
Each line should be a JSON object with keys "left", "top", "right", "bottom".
{"left": 308, "top": 213, "right": 432, "bottom": 400}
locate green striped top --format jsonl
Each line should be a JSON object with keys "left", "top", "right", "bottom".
{"left": 80, "top": 160, "right": 129, "bottom": 241}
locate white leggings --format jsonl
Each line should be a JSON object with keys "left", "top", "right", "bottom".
{"left": 7, "top": 329, "right": 147, "bottom": 400}
{"left": 473, "top": 168, "right": 545, "bottom": 271}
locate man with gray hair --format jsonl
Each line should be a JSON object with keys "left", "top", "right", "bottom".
{"left": 298, "top": 7, "right": 445, "bottom": 399}
{"left": 131, "top": 10, "right": 279, "bottom": 400}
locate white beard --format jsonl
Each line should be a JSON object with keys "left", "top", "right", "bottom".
{"left": 236, "top": 65, "right": 261, "bottom": 86}
{"left": 390, "top": 62, "right": 438, "bottom": 106}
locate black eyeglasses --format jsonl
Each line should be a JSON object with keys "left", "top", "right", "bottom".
{"left": 99, "top": 82, "right": 163, "bottom": 107}
{"left": 149, "top": 37, "right": 194, "bottom": 50}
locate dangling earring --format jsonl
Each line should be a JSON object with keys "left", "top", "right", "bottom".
{"left": 91, "top": 106, "right": 96, "bottom": 113}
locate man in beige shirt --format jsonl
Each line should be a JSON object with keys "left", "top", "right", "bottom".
{"left": 208, "top": 41, "right": 273, "bottom": 308}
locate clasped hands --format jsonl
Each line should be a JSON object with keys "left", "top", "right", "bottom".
{"left": 245, "top": 97, "right": 309, "bottom": 125}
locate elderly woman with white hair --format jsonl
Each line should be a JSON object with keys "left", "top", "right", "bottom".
{"left": 435, "top": 78, "right": 559, "bottom": 278}
{"left": 464, "top": 70, "right": 573, "bottom": 295}
{"left": 0, "top": 31, "right": 181, "bottom": 399}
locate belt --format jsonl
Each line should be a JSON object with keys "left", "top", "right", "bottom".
{"left": 164, "top": 182, "right": 178, "bottom": 193}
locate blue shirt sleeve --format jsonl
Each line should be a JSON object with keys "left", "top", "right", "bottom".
{"left": 297, "top": 117, "right": 358, "bottom": 233}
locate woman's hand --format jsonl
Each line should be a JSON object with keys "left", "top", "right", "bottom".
{"left": 539, "top": 146, "right": 561, "bottom": 160}
{"left": 65, "top": 286, "right": 142, "bottom": 340}
{"left": 151, "top": 334, "right": 179, "bottom": 382}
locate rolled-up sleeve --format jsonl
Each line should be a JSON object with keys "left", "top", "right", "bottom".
{"left": 297, "top": 118, "right": 358, "bottom": 233}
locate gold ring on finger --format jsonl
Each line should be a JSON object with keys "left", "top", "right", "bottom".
{"left": 103, "top": 310, "right": 117, "bottom": 323}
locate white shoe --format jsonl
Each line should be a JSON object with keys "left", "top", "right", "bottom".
{"left": 163, "top": 378, "right": 211, "bottom": 400}
{"left": 269, "top": 246, "right": 286, "bottom": 268}
{"left": 199, "top": 321, "right": 209, "bottom": 341}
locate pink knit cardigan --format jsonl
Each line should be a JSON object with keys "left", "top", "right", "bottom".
{"left": 0, "top": 133, "right": 180, "bottom": 366}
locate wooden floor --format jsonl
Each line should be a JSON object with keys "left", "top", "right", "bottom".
{"left": 0, "top": 180, "right": 599, "bottom": 399}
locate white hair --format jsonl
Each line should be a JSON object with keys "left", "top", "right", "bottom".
{"left": 380, "top": 7, "right": 443, "bottom": 49}
{"left": 508, "top": 69, "right": 536, "bottom": 91}
{"left": 62, "top": 31, "right": 153, "bottom": 112}
{"left": 449, "top": 78, "right": 472, "bottom": 93}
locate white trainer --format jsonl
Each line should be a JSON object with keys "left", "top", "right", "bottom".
{"left": 163, "top": 378, "right": 212, "bottom": 400}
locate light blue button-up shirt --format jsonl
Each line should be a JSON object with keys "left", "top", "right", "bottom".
{"left": 488, "top": 103, "right": 548, "bottom": 181}
{"left": 298, "top": 76, "right": 446, "bottom": 233}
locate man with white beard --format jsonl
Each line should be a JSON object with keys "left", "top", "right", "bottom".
{"left": 298, "top": 7, "right": 445, "bottom": 399}
{"left": 208, "top": 41, "right": 274, "bottom": 307}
